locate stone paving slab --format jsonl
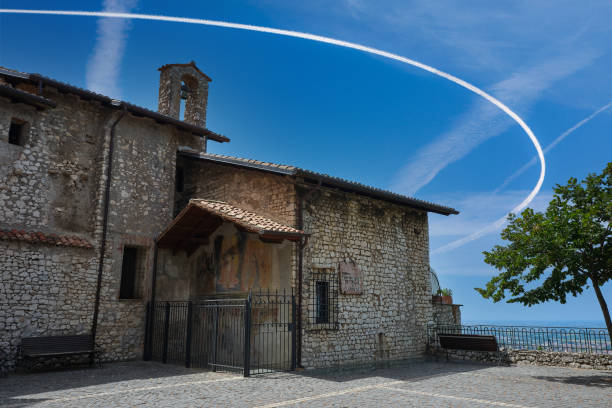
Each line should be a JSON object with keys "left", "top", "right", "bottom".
{"left": 0, "top": 361, "right": 610, "bottom": 407}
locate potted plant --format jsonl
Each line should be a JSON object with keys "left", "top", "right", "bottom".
{"left": 439, "top": 288, "right": 453, "bottom": 304}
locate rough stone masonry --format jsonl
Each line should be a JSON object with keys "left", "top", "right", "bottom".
{"left": 0, "top": 62, "right": 460, "bottom": 373}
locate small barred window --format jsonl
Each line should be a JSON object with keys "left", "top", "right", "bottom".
{"left": 308, "top": 267, "right": 338, "bottom": 330}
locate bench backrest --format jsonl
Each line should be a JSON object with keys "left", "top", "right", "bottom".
{"left": 438, "top": 333, "right": 498, "bottom": 352}
{"left": 21, "top": 335, "right": 94, "bottom": 354}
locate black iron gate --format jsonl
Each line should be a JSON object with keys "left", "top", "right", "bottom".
{"left": 144, "top": 289, "right": 296, "bottom": 376}
{"left": 250, "top": 290, "right": 296, "bottom": 374}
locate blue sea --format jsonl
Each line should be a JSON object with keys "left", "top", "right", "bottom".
{"left": 447, "top": 320, "right": 610, "bottom": 353}
{"left": 462, "top": 320, "right": 607, "bottom": 328}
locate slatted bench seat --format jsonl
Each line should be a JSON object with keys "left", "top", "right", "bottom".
{"left": 438, "top": 333, "right": 504, "bottom": 365}
{"left": 20, "top": 334, "right": 99, "bottom": 370}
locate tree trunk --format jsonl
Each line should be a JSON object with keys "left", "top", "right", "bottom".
{"left": 591, "top": 277, "right": 612, "bottom": 346}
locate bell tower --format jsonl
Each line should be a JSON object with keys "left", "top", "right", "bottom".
{"left": 158, "top": 61, "right": 212, "bottom": 129}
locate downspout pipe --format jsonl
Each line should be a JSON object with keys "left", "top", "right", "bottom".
{"left": 296, "top": 179, "right": 320, "bottom": 368}
{"left": 143, "top": 240, "right": 159, "bottom": 360}
{"left": 91, "top": 104, "right": 128, "bottom": 344}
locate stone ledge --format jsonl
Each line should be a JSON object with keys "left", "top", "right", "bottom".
{"left": 428, "top": 347, "right": 612, "bottom": 371}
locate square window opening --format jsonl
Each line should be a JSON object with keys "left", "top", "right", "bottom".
{"left": 8, "top": 118, "right": 27, "bottom": 146}
{"left": 119, "top": 246, "right": 146, "bottom": 299}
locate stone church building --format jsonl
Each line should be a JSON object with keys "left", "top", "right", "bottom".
{"left": 0, "top": 62, "right": 459, "bottom": 373}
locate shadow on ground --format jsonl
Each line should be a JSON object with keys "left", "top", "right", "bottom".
{"left": 531, "top": 374, "right": 612, "bottom": 388}
{"left": 248, "top": 358, "right": 490, "bottom": 384}
{"left": 0, "top": 359, "right": 492, "bottom": 406}
{"left": 0, "top": 361, "right": 218, "bottom": 407}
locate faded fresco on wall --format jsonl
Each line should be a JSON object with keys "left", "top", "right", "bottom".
{"left": 213, "top": 232, "right": 273, "bottom": 292}
{"left": 244, "top": 239, "right": 272, "bottom": 289}
{"left": 195, "top": 251, "right": 215, "bottom": 295}
{"left": 216, "top": 234, "right": 243, "bottom": 290}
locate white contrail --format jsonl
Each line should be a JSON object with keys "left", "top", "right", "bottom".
{"left": 432, "top": 213, "right": 511, "bottom": 255}
{"left": 433, "top": 101, "right": 612, "bottom": 254}
{"left": 0, "top": 8, "right": 546, "bottom": 223}
{"left": 494, "top": 100, "right": 612, "bottom": 193}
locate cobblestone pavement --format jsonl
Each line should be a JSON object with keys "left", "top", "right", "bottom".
{"left": 0, "top": 360, "right": 610, "bottom": 407}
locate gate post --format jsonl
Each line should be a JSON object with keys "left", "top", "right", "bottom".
{"left": 185, "top": 301, "right": 193, "bottom": 368}
{"left": 162, "top": 302, "right": 170, "bottom": 364}
{"left": 243, "top": 291, "right": 252, "bottom": 377}
{"left": 143, "top": 301, "right": 152, "bottom": 361}
{"left": 211, "top": 306, "right": 219, "bottom": 372}
{"left": 291, "top": 291, "right": 297, "bottom": 371}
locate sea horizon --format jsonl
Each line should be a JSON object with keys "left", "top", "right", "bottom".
{"left": 462, "top": 319, "right": 608, "bottom": 329}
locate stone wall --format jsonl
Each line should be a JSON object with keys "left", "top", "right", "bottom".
{"left": 0, "top": 78, "right": 203, "bottom": 369}
{"left": 430, "top": 347, "right": 612, "bottom": 371}
{"left": 93, "top": 115, "right": 201, "bottom": 363}
{"left": 0, "top": 241, "right": 97, "bottom": 373}
{"left": 0, "top": 91, "right": 108, "bottom": 233}
{"left": 1, "top": 70, "right": 448, "bottom": 372}
{"left": 301, "top": 187, "right": 432, "bottom": 368}
{"left": 432, "top": 303, "right": 461, "bottom": 326}
{"left": 177, "top": 159, "right": 297, "bottom": 227}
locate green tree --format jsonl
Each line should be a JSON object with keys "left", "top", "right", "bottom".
{"left": 477, "top": 163, "right": 612, "bottom": 344}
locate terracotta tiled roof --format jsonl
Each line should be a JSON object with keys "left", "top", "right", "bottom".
{"left": 179, "top": 149, "right": 459, "bottom": 216}
{"left": 190, "top": 199, "right": 305, "bottom": 236}
{"left": 0, "top": 229, "right": 93, "bottom": 249}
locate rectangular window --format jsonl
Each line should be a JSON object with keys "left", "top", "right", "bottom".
{"left": 315, "top": 281, "right": 329, "bottom": 323}
{"left": 175, "top": 166, "right": 184, "bottom": 193}
{"left": 8, "top": 118, "right": 27, "bottom": 146}
{"left": 308, "top": 268, "right": 338, "bottom": 329}
{"left": 119, "top": 246, "right": 144, "bottom": 299}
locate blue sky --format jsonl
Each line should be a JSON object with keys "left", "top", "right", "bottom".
{"left": 1, "top": 0, "right": 611, "bottom": 325}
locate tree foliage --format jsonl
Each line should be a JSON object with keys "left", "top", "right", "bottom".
{"left": 476, "top": 163, "right": 611, "bottom": 335}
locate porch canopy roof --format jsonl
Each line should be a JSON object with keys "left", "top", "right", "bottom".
{"left": 158, "top": 199, "right": 306, "bottom": 255}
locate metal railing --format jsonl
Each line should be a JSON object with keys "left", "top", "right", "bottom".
{"left": 144, "top": 289, "right": 296, "bottom": 376}
{"left": 428, "top": 324, "right": 611, "bottom": 354}
{"left": 146, "top": 299, "right": 247, "bottom": 374}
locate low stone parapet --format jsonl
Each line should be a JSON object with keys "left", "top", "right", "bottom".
{"left": 429, "top": 347, "right": 612, "bottom": 370}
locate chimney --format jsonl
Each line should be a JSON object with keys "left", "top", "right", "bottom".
{"left": 158, "top": 61, "right": 212, "bottom": 128}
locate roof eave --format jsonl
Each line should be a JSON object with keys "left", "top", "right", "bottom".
{"left": 298, "top": 170, "right": 459, "bottom": 216}
{"left": 0, "top": 85, "right": 57, "bottom": 109}
{"left": 259, "top": 229, "right": 309, "bottom": 237}
{"left": 178, "top": 152, "right": 459, "bottom": 215}
{"left": 0, "top": 70, "right": 228, "bottom": 143}
{"left": 179, "top": 151, "right": 294, "bottom": 175}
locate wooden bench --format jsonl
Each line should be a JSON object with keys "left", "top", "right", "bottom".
{"left": 20, "top": 335, "right": 99, "bottom": 370}
{"left": 438, "top": 333, "right": 504, "bottom": 365}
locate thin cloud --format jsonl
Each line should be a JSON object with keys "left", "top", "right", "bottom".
{"left": 494, "top": 101, "right": 612, "bottom": 193}
{"left": 390, "top": 52, "right": 597, "bottom": 196}
{"left": 430, "top": 190, "right": 551, "bottom": 254}
{"left": 86, "top": 0, "right": 138, "bottom": 98}
{"left": 431, "top": 101, "right": 611, "bottom": 254}
{"left": 428, "top": 191, "right": 539, "bottom": 237}
{"left": 340, "top": 0, "right": 611, "bottom": 73}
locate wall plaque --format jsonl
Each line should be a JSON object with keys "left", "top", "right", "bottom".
{"left": 339, "top": 262, "right": 363, "bottom": 294}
